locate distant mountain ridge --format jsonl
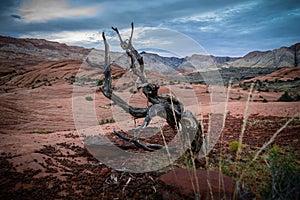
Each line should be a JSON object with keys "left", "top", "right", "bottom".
{"left": 0, "top": 35, "right": 299, "bottom": 75}
{"left": 131, "top": 42, "right": 300, "bottom": 73}
{"left": 221, "top": 43, "right": 300, "bottom": 69}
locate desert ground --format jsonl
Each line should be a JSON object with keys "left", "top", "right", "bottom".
{"left": 1, "top": 59, "right": 300, "bottom": 199}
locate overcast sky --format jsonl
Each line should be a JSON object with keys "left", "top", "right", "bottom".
{"left": 0, "top": 0, "right": 299, "bottom": 57}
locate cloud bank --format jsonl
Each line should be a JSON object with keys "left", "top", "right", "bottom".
{"left": 18, "top": 0, "right": 100, "bottom": 23}
{"left": 0, "top": 0, "right": 299, "bottom": 56}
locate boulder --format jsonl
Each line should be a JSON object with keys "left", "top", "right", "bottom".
{"left": 159, "top": 168, "right": 237, "bottom": 199}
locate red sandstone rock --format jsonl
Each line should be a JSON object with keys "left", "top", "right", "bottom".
{"left": 159, "top": 168, "right": 237, "bottom": 199}
{"left": 100, "top": 167, "right": 109, "bottom": 176}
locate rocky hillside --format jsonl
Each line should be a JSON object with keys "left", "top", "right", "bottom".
{"left": 141, "top": 52, "right": 184, "bottom": 74}
{"left": 220, "top": 43, "right": 300, "bottom": 69}
{"left": 1, "top": 35, "right": 299, "bottom": 73}
{"left": 0, "top": 36, "right": 92, "bottom": 88}
{"left": 176, "top": 55, "right": 239, "bottom": 72}
{"left": 116, "top": 43, "right": 300, "bottom": 73}
{"left": 0, "top": 36, "right": 90, "bottom": 73}
{"left": 1, "top": 35, "right": 299, "bottom": 82}
{"left": 134, "top": 53, "right": 239, "bottom": 73}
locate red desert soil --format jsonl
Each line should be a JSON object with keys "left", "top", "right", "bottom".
{"left": 1, "top": 60, "right": 300, "bottom": 199}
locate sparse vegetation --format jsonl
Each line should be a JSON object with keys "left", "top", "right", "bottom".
{"left": 96, "top": 79, "right": 104, "bottom": 86}
{"left": 229, "top": 141, "right": 243, "bottom": 153}
{"left": 183, "top": 67, "right": 279, "bottom": 85}
{"left": 260, "top": 145, "right": 300, "bottom": 199}
{"left": 278, "top": 91, "right": 294, "bottom": 102}
{"left": 34, "top": 130, "right": 48, "bottom": 134}
{"left": 184, "top": 86, "right": 193, "bottom": 89}
{"left": 218, "top": 143, "right": 300, "bottom": 199}
{"left": 219, "top": 145, "right": 270, "bottom": 192}
{"left": 238, "top": 77, "right": 300, "bottom": 99}
{"left": 98, "top": 118, "right": 116, "bottom": 125}
{"left": 65, "top": 75, "right": 103, "bottom": 86}
{"left": 230, "top": 95, "right": 242, "bottom": 100}
{"left": 65, "top": 75, "right": 76, "bottom": 84}
{"left": 169, "top": 80, "right": 175, "bottom": 85}
{"left": 85, "top": 96, "right": 93, "bottom": 101}
{"left": 129, "top": 88, "right": 136, "bottom": 94}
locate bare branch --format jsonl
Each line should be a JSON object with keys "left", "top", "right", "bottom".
{"left": 100, "top": 32, "right": 148, "bottom": 118}
{"left": 128, "top": 22, "right": 134, "bottom": 47}
{"left": 113, "top": 129, "right": 164, "bottom": 151}
{"left": 111, "top": 23, "right": 146, "bottom": 83}
{"left": 101, "top": 32, "right": 112, "bottom": 98}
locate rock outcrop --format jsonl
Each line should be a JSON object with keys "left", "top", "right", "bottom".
{"left": 222, "top": 43, "right": 300, "bottom": 69}
{"left": 159, "top": 168, "right": 237, "bottom": 199}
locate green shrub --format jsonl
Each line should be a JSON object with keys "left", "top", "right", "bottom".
{"left": 242, "top": 86, "right": 249, "bottom": 90}
{"left": 260, "top": 145, "right": 300, "bottom": 199}
{"left": 262, "top": 98, "right": 268, "bottom": 103}
{"left": 294, "top": 77, "right": 300, "bottom": 81}
{"left": 98, "top": 118, "right": 115, "bottom": 125}
{"left": 129, "top": 88, "right": 136, "bottom": 94}
{"left": 85, "top": 96, "right": 93, "bottom": 101}
{"left": 65, "top": 75, "right": 76, "bottom": 84}
{"left": 35, "top": 130, "right": 48, "bottom": 134}
{"left": 169, "top": 80, "right": 175, "bottom": 85}
{"left": 184, "top": 86, "right": 193, "bottom": 90}
{"left": 277, "top": 91, "right": 293, "bottom": 102}
{"left": 255, "top": 80, "right": 263, "bottom": 87}
{"left": 229, "top": 141, "right": 243, "bottom": 153}
{"left": 96, "top": 79, "right": 103, "bottom": 86}
{"left": 99, "top": 119, "right": 105, "bottom": 125}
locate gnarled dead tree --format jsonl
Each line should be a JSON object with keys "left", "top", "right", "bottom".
{"left": 100, "top": 23, "right": 204, "bottom": 159}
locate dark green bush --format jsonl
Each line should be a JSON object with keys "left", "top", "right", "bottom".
{"left": 98, "top": 118, "right": 115, "bottom": 125}
{"left": 277, "top": 91, "right": 293, "bottom": 102}
{"left": 85, "top": 96, "right": 93, "bottom": 101}
{"left": 65, "top": 75, "right": 76, "bottom": 84}
{"left": 96, "top": 79, "right": 103, "bottom": 86}
{"left": 262, "top": 98, "right": 268, "bottom": 103}
{"left": 129, "top": 88, "right": 136, "bottom": 94}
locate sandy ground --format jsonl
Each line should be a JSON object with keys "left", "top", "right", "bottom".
{"left": 1, "top": 61, "right": 299, "bottom": 199}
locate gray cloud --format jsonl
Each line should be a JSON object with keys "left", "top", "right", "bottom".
{"left": 0, "top": 0, "right": 299, "bottom": 56}
{"left": 18, "top": 0, "right": 100, "bottom": 23}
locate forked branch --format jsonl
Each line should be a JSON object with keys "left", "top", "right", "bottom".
{"left": 112, "top": 23, "right": 146, "bottom": 80}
